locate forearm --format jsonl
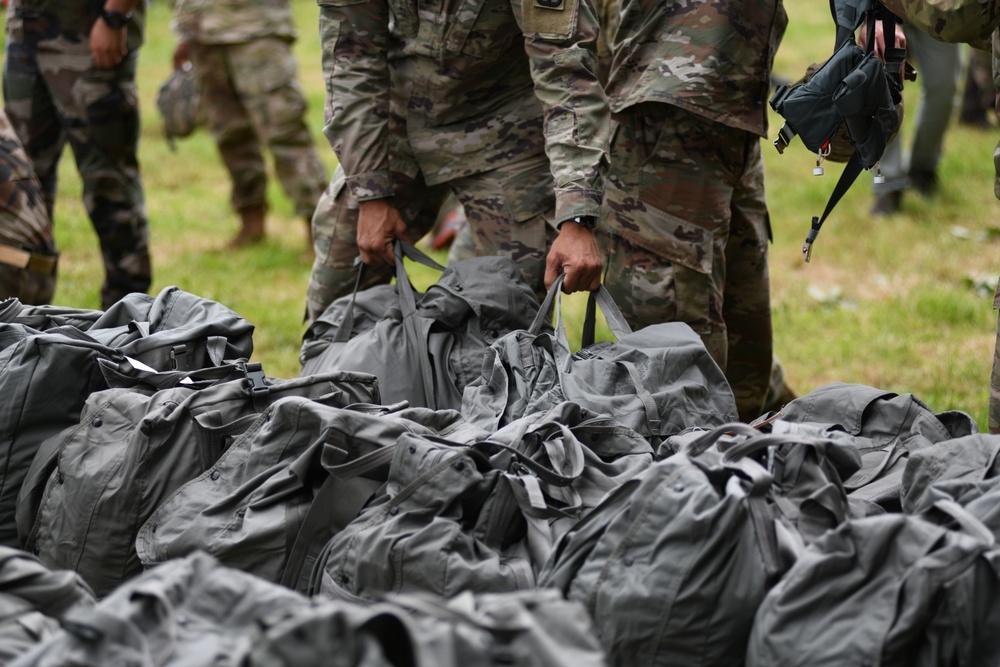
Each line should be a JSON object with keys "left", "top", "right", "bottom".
{"left": 319, "top": 1, "right": 393, "bottom": 201}
{"left": 518, "top": 0, "right": 611, "bottom": 223}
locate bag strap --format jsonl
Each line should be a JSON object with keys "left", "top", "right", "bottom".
{"left": 394, "top": 241, "right": 444, "bottom": 408}
{"left": 802, "top": 151, "right": 865, "bottom": 261}
{"left": 581, "top": 286, "right": 633, "bottom": 347}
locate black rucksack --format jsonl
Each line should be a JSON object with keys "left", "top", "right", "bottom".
{"left": 769, "top": 0, "right": 907, "bottom": 261}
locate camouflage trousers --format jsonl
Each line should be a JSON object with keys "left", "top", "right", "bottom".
{"left": 190, "top": 38, "right": 327, "bottom": 219}
{"left": 599, "top": 103, "right": 776, "bottom": 421}
{"left": 991, "top": 281, "right": 1000, "bottom": 434}
{"left": 0, "top": 109, "right": 57, "bottom": 305}
{"left": 306, "top": 151, "right": 555, "bottom": 322}
{"left": 3, "top": 22, "right": 151, "bottom": 309}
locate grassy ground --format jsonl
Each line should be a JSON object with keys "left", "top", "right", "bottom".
{"left": 3, "top": 1, "right": 998, "bottom": 427}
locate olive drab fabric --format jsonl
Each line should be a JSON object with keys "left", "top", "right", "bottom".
{"left": 461, "top": 278, "right": 739, "bottom": 444}
{"left": 10, "top": 551, "right": 309, "bottom": 667}
{"left": 317, "top": 402, "right": 653, "bottom": 602}
{"left": 538, "top": 422, "right": 858, "bottom": 667}
{"left": 0, "top": 546, "right": 94, "bottom": 665}
{"left": 135, "top": 397, "right": 485, "bottom": 588}
{"left": 302, "top": 245, "right": 541, "bottom": 411}
{"left": 20, "top": 367, "right": 378, "bottom": 598}
{"left": 777, "top": 382, "right": 979, "bottom": 513}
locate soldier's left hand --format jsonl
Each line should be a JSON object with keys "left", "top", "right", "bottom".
{"left": 545, "top": 220, "right": 603, "bottom": 293}
{"left": 91, "top": 19, "right": 128, "bottom": 69}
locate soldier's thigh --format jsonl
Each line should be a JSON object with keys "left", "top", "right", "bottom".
{"left": 451, "top": 153, "right": 555, "bottom": 297}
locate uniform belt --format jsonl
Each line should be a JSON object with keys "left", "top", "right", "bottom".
{"left": 0, "top": 244, "right": 58, "bottom": 274}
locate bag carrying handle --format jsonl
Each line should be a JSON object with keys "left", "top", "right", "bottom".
{"left": 529, "top": 276, "right": 633, "bottom": 342}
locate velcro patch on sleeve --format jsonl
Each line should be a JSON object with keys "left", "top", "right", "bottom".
{"left": 522, "top": 0, "right": 579, "bottom": 39}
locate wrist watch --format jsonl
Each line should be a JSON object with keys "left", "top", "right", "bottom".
{"left": 100, "top": 9, "right": 132, "bottom": 29}
{"left": 562, "top": 215, "right": 596, "bottom": 230}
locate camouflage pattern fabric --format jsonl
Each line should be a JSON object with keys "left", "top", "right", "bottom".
{"left": 188, "top": 38, "right": 327, "bottom": 219}
{"left": 604, "top": 0, "right": 787, "bottom": 137}
{"left": 3, "top": 0, "right": 151, "bottom": 310}
{"left": 600, "top": 103, "right": 774, "bottom": 422}
{"left": 993, "top": 282, "right": 1000, "bottom": 434}
{"left": 308, "top": 0, "right": 607, "bottom": 317}
{"left": 171, "top": 0, "right": 297, "bottom": 45}
{"left": 316, "top": 0, "right": 609, "bottom": 224}
{"left": 13, "top": 0, "right": 145, "bottom": 51}
{"left": 0, "top": 109, "right": 56, "bottom": 305}
{"left": 306, "top": 154, "right": 555, "bottom": 322}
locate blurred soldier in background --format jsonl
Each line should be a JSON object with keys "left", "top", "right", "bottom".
{"left": 171, "top": 0, "right": 328, "bottom": 249}
{"left": 0, "top": 109, "right": 56, "bottom": 305}
{"left": 3, "top": 0, "right": 151, "bottom": 310}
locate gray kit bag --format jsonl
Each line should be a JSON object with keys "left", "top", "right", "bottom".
{"left": 248, "top": 589, "right": 609, "bottom": 667}
{"left": 318, "top": 403, "right": 653, "bottom": 602}
{"left": 301, "top": 242, "right": 540, "bottom": 410}
{"left": 135, "top": 397, "right": 482, "bottom": 588}
{"left": 746, "top": 498, "right": 996, "bottom": 667}
{"left": 461, "top": 277, "right": 739, "bottom": 444}
{"left": 539, "top": 422, "right": 858, "bottom": 667}
{"left": 19, "top": 363, "right": 378, "bottom": 597}
{"left": 0, "top": 547, "right": 94, "bottom": 666}
{"left": 11, "top": 551, "right": 308, "bottom": 667}
{"left": 0, "top": 287, "right": 256, "bottom": 548}
{"left": 778, "top": 382, "right": 978, "bottom": 513}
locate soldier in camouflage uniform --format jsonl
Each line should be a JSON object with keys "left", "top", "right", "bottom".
{"left": 171, "top": 0, "right": 328, "bottom": 248}
{"left": 876, "top": 0, "right": 1000, "bottom": 432}
{"left": 0, "top": 109, "right": 57, "bottom": 305}
{"left": 3, "top": 0, "right": 151, "bottom": 310}
{"left": 306, "top": 0, "right": 609, "bottom": 322}
{"left": 597, "top": 0, "right": 788, "bottom": 422}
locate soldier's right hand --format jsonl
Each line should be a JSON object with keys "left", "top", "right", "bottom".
{"left": 357, "top": 199, "right": 410, "bottom": 265}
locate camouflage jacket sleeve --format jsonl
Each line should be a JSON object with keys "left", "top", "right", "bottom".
{"left": 317, "top": 0, "right": 393, "bottom": 201}
{"left": 881, "top": 0, "right": 1000, "bottom": 46}
{"left": 512, "top": 0, "right": 610, "bottom": 223}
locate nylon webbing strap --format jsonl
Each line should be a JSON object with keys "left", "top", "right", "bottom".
{"left": 803, "top": 151, "right": 864, "bottom": 261}
{"left": 279, "top": 474, "right": 382, "bottom": 591}
{"left": 394, "top": 241, "right": 438, "bottom": 408}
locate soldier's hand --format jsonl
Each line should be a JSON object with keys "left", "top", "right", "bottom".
{"left": 90, "top": 19, "right": 128, "bottom": 69}
{"left": 357, "top": 199, "right": 410, "bottom": 266}
{"left": 545, "top": 220, "right": 603, "bottom": 294}
{"left": 173, "top": 42, "right": 192, "bottom": 71}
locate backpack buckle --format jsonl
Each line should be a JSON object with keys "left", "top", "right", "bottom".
{"left": 773, "top": 123, "right": 795, "bottom": 154}
{"left": 242, "top": 362, "right": 268, "bottom": 396}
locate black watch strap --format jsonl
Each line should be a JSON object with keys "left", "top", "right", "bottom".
{"left": 101, "top": 9, "right": 132, "bottom": 29}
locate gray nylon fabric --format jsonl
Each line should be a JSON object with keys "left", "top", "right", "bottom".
{"left": 248, "top": 589, "right": 608, "bottom": 667}
{"left": 538, "top": 422, "right": 857, "bottom": 667}
{"left": 135, "top": 397, "right": 485, "bottom": 585}
{"left": 746, "top": 504, "right": 996, "bottom": 666}
{"left": 461, "top": 285, "right": 739, "bottom": 445}
{"left": 0, "top": 547, "right": 94, "bottom": 666}
{"left": 777, "top": 382, "right": 978, "bottom": 512}
{"left": 318, "top": 402, "right": 654, "bottom": 602}
{"left": 0, "top": 287, "right": 256, "bottom": 548}
{"left": 19, "top": 369, "right": 378, "bottom": 598}
{"left": 10, "top": 551, "right": 308, "bottom": 667}
{"left": 301, "top": 254, "right": 541, "bottom": 410}
{"left": 901, "top": 433, "right": 1000, "bottom": 514}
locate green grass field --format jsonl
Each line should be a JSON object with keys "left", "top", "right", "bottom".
{"left": 3, "top": 1, "right": 998, "bottom": 427}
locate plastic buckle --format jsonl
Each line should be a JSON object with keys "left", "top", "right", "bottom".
{"left": 242, "top": 361, "right": 268, "bottom": 396}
